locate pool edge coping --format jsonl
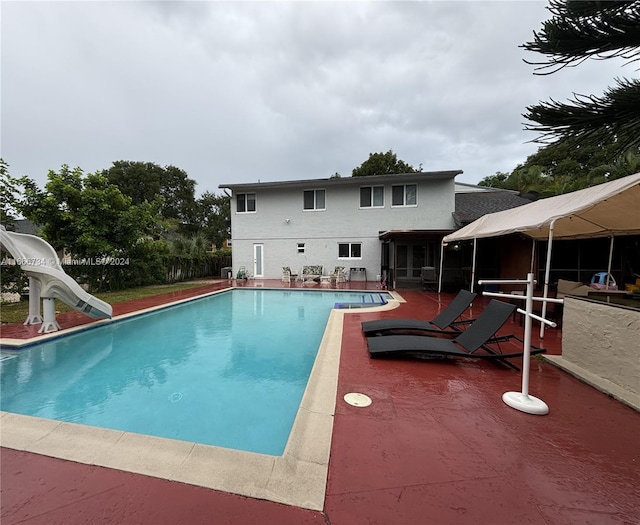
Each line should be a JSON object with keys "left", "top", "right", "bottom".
{"left": 0, "top": 291, "right": 402, "bottom": 511}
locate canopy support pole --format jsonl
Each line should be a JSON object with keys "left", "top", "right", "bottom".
{"left": 606, "top": 235, "right": 615, "bottom": 289}
{"left": 438, "top": 241, "right": 445, "bottom": 293}
{"left": 530, "top": 239, "right": 536, "bottom": 273}
{"left": 470, "top": 238, "right": 477, "bottom": 293}
{"left": 539, "top": 219, "right": 555, "bottom": 339}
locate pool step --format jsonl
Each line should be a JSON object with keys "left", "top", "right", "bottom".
{"left": 362, "top": 294, "right": 386, "bottom": 304}
{"left": 334, "top": 293, "right": 388, "bottom": 309}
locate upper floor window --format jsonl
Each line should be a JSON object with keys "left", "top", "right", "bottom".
{"left": 303, "top": 189, "right": 325, "bottom": 211}
{"left": 338, "top": 242, "right": 362, "bottom": 259}
{"left": 360, "top": 186, "right": 384, "bottom": 208}
{"left": 391, "top": 184, "right": 417, "bottom": 206}
{"left": 237, "top": 192, "right": 256, "bottom": 213}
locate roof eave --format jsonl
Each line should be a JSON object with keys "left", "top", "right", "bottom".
{"left": 219, "top": 170, "right": 463, "bottom": 191}
{"left": 378, "top": 229, "right": 456, "bottom": 240}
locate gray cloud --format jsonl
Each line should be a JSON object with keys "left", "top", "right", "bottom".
{"left": 1, "top": 1, "right": 631, "bottom": 195}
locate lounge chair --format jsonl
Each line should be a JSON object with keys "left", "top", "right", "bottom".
{"left": 362, "top": 289, "right": 477, "bottom": 336}
{"left": 366, "top": 299, "right": 546, "bottom": 370}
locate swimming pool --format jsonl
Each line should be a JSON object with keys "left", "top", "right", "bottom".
{"left": 0, "top": 288, "right": 390, "bottom": 456}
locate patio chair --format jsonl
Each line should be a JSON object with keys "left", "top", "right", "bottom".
{"left": 301, "top": 265, "right": 323, "bottom": 284}
{"left": 236, "top": 266, "right": 249, "bottom": 281}
{"left": 362, "top": 289, "right": 477, "bottom": 336}
{"left": 366, "top": 299, "right": 546, "bottom": 370}
{"left": 421, "top": 266, "right": 438, "bottom": 291}
{"left": 282, "top": 266, "right": 292, "bottom": 284}
{"left": 331, "top": 266, "right": 347, "bottom": 284}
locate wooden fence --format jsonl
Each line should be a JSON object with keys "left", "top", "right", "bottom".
{"left": 164, "top": 255, "right": 232, "bottom": 283}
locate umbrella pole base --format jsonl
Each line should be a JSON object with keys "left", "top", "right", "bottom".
{"left": 503, "top": 391, "right": 549, "bottom": 415}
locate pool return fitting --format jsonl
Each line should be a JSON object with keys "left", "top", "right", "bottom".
{"left": 478, "top": 273, "right": 563, "bottom": 416}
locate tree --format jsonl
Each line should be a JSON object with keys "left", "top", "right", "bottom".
{"left": 522, "top": 0, "right": 640, "bottom": 153}
{"left": 102, "top": 161, "right": 197, "bottom": 228}
{"left": 352, "top": 150, "right": 418, "bottom": 177}
{"left": 161, "top": 164, "right": 198, "bottom": 224}
{"left": 170, "top": 234, "right": 208, "bottom": 258}
{"left": 0, "top": 159, "right": 27, "bottom": 295}
{"left": 16, "top": 165, "right": 163, "bottom": 291}
{"left": 477, "top": 171, "right": 510, "bottom": 189}
{"left": 0, "top": 159, "right": 20, "bottom": 229}
{"left": 478, "top": 138, "right": 640, "bottom": 197}
{"left": 195, "top": 191, "right": 230, "bottom": 249}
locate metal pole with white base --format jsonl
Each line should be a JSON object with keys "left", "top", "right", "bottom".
{"left": 502, "top": 273, "right": 549, "bottom": 415}
{"left": 479, "top": 273, "right": 552, "bottom": 415}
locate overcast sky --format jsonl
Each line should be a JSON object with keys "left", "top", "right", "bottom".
{"left": 1, "top": 1, "right": 631, "bottom": 195}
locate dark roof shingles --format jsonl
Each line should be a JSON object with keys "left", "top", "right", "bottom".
{"left": 454, "top": 192, "right": 533, "bottom": 226}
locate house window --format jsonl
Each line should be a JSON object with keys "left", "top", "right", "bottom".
{"left": 391, "top": 184, "right": 417, "bottom": 206}
{"left": 303, "top": 189, "right": 325, "bottom": 210}
{"left": 297, "top": 243, "right": 305, "bottom": 253}
{"left": 237, "top": 192, "right": 256, "bottom": 213}
{"left": 360, "top": 186, "right": 384, "bottom": 208}
{"left": 338, "top": 242, "right": 362, "bottom": 259}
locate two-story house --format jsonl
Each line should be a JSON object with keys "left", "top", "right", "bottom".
{"left": 220, "top": 170, "right": 466, "bottom": 288}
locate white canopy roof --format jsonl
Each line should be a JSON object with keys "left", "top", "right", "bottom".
{"left": 443, "top": 172, "right": 640, "bottom": 242}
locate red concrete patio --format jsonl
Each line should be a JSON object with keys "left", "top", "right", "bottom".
{"left": 2, "top": 281, "right": 639, "bottom": 524}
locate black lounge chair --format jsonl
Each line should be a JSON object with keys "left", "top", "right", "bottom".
{"left": 366, "top": 299, "right": 546, "bottom": 370}
{"left": 361, "top": 289, "right": 477, "bottom": 337}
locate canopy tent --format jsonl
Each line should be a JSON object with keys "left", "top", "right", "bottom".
{"left": 443, "top": 172, "right": 640, "bottom": 243}
{"left": 439, "top": 172, "right": 640, "bottom": 336}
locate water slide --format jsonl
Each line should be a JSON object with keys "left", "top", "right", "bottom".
{"left": 0, "top": 226, "right": 112, "bottom": 329}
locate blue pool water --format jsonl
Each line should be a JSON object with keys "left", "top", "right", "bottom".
{"left": 0, "top": 289, "right": 389, "bottom": 455}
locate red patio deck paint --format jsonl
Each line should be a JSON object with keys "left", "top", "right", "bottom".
{"left": 2, "top": 282, "right": 639, "bottom": 524}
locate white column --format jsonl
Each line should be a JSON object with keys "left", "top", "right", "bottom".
{"left": 24, "top": 277, "right": 43, "bottom": 325}
{"left": 39, "top": 297, "right": 61, "bottom": 333}
{"left": 24, "top": 277, "right": 42, "bottom": 326}
{"left": 470, "top": 238, "right": 477, "bottom": 293}
{"left": 606, "top": 236, "right": 615, "bottom": 289}
{"left": 438, "top": 242, "right": 445, "bottom": 293}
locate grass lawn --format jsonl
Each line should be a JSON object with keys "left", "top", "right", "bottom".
{"left": 0, "top": 281, "right": 213, "bottom": 325}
